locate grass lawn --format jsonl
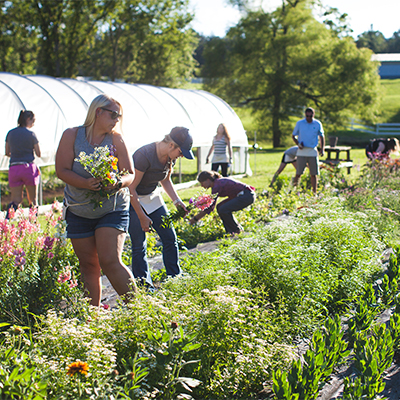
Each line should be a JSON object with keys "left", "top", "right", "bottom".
{"left": 168, "top": 146, "right": 371, "bottom": 205}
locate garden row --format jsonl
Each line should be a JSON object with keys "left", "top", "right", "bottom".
{"left": 1, "top": 155, "right": 400, "bottom": 398}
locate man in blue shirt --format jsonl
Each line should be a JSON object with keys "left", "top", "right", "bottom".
{"left": 292, "top": 107, "right": 325, "bottom": 194}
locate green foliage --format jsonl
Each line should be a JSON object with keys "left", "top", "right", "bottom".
{"left": 202, "top": 0, "right": 380, "bottom": 146}
{"left": 0, "top": 206, "right": 82, "bottom": 325}
{"left": 0, "top": 324, "right": 47, "bottom": 399}
{"left": 0, "top": 0, "right": 197, "bottom": 84}
{"left": 344, "top": 325, "right": 393, "bottom": 400}
{"left": 273, "top": 315, "right": 349, "bottom": 400}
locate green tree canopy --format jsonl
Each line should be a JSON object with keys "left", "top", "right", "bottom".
{"left": 0, "top": 0, "right": 197, "bottom": 86}
{"left": 356, "top": 30, "right": 388, "bottom": 53}
{"left": 202, "top": 0, "right": 381, "bottom": 146}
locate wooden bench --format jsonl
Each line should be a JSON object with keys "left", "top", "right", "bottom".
{"left": 320, "top": 146, "right": 353, "bottom": 174}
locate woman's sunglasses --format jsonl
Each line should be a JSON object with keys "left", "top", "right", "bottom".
{"left": 101, "top": 107, "right": 122, "bottom": 120}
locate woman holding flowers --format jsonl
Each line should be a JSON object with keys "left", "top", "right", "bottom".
{"left": 128, "top": 127, "right": 194, "bottom": 289}
{"left": 55, "top": 94, "right": 135, "bottom": 306}
{"left": 189, "top": 171, "right": 255, "bottom": 235}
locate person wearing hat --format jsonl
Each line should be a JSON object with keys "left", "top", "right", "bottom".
{"left": 128, "top": 126, "right": 194, "bottom": 289}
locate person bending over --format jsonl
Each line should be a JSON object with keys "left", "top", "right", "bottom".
{"left": 189, "top": 171, "right": 255, "bottom": 235}
{"left": 269, "top": 146, "right": 298, "bottom": 187}
{"left": 128, "top": 127, "right": 194, "bottom": 289}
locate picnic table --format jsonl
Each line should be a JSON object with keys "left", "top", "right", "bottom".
{"left": 321, "top": 146, "right": 353, "bottom": 174}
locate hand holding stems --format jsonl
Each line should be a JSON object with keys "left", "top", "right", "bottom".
{"left": 139, "top": 214, "right": 153, "bottom": 232}
{"left": 189, "top": 210, "right": 207, "bottom": 225}
{"left": 88, "top": 177, "right": 102, "bottom": 191}
{"left": 173, "top": 198, "right": 189, "bottom": 216}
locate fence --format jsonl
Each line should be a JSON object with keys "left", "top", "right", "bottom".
{"left": 349, "top": 119, "right": 400, "bottom": 135}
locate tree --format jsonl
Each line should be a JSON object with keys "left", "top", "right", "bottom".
{"left": 80, "top": 0, "right": 198, "bottom": 86}
{"left": 202, "top": 0, "right": 380, "bottom": 147}
{"left": 386, "top": 30, "right": 400, "bottom": 53}
{"left": 356, "top": 30, "right": 387, "bottom": 53}
{"left": 0, "top": 0, "right": 38, "bottom": 74}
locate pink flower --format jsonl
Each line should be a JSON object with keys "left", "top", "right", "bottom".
{"left": 51, "top": 201, "right": 63, "bottom": 213}
{"left": 48, "top": 252, "right": 54, "bottom": 259}
{"left": 101, "top": 303, "right": 110, "bottom": 310}
{"left": 193, "top": 194, "right": 215, "bottom": 211}
{"left": 57, "top": 269, "right": 72, "bottom": 283}
{"left": 69, "top": 279, "right": 78, "bottom": 288}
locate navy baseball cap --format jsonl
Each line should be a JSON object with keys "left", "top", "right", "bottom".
{"left": 170, "top": 126, "right": 194, "bottom": 160}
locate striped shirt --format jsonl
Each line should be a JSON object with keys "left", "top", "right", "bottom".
{"left": 211, "top": 136, "right": 228, "bottom": 163}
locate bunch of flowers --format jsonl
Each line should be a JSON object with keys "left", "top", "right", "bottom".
{"left": 74, "top": 145, "right": 128, "bottom": 208}
{"left": 162, "top": 192, "right": 216, "bottom": 228}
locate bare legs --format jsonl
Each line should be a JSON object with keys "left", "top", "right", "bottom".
{"left": 71, "top": 227, "right": 136, "bottom": 306}
{"left": 270, "top": 161, "right": 297, "bottom": 187}
{"left": 293, "top": 174, "right": 318, "bottom": 195}
{"left": 9, "top": 184, "right": 38, "bottom": 207}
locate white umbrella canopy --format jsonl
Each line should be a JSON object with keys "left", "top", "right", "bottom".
{"left": 0, "top": 73, "right": 249, "bottom": 170}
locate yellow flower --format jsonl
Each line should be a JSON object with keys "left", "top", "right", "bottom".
{"left": 67, "top": 360, "right": 89, "bottom": 376}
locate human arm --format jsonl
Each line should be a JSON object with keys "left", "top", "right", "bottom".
{"left": 189, "top": 210, "right": 208, "bottom": 225}
{"left": 128, "top": 169, "right": 153, "bottom": 232}
{"left": 292, "top": 122, "right": 303, "bottom": 149}
{"left": 227, "top": 138, "right": 233, "bottom": 164}
{"left": 34, "top": 142, "right": 41, "bottom": 158}
{"left": 206, "top": 143, "right": 214, "bottom": 164}
{"left": 100, "top": 132, "right": 135, "bottom": 191}
{"left": 319, "top": 135, "right": 325, "bottom": 157}
{"left": 5, "top": 141, "right": 10, "bottom": 157}
{"left": 55, "top": 127, "right": 101, "bottom": 191}
{"left": 160, "top": 171, "right": 187, "bottom": 211}
{"left": 376, "top": 142, "right": 386, "bottom": 154}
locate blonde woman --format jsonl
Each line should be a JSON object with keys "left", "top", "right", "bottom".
{"left": 55, "top": 94, "right": 135, "bottom": 306}
{"left": 206, "top": 123, "right": 233, "bottom": 177}
{"left": 128, "top": 127, "right": 194, "bottom": 289}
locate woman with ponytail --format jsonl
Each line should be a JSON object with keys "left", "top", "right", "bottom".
{"left": 5, "top": 110, "right": 41, "bottom": 215}
{"left": 128, "top": 127, "right": 194, "bottom": 289}
{"left": 189, "top": 170, "right": 255, "bottom": 235}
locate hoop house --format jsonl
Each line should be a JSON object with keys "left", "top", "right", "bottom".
{"left": 0, "top": 73, "right": 250, "bottom": 174}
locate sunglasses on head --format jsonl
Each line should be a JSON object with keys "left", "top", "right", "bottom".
{"left": 101, "top": 107, "right": 122, "bottom": 120}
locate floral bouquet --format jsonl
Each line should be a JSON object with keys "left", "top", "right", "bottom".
{"left": 161, "top": 192, "right": 216, "bottom": 228}
{"left": 74, "top": 145, "right": 127, "bottom": 208}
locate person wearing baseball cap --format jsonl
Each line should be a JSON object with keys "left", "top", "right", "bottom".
{"left": 128, "top": 126, "right": 194, "bottom": 289}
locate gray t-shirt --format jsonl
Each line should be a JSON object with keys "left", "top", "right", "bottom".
{"left": 6, "top": 126, "right": 39, "bottom": 165}
{"left": 133, "top": 142, "right": 174, "bottom": 195}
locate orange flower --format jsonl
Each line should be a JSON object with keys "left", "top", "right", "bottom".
{"left": 67, "top": 360, "right": 89, "bottom": 376}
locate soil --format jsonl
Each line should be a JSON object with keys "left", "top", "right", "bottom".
{"left": 1, "top": 186, "right": 65, "bottom": 210}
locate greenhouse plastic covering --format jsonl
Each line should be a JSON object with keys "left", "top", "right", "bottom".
{"left": 0, "top": 72, "right": 249, "bottom": 171}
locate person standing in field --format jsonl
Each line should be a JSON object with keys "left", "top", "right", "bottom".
{"left": 292, "top": 107, "right": 325, "bottom": 194}
{"left": 56, "top": 94, "right": 135, "bottom": 306}
{"left": 206, "top": 123, "right": 233, "bottom": 177}
{"left": 5, "top": 110, "right": 41, "bottom": 215}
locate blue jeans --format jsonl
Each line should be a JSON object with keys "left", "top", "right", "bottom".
{"left": 128, "top": 204, "right": 181, "bottom": 287}
{"left": 217, "top": 188, "right": 255, "bottom": 234}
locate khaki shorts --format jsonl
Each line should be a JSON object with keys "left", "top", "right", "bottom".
{"left": 296, "top": 156, "right": 319, "bottom": 175}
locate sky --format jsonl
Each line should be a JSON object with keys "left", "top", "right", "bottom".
{"left": 189, "top": 0, "right": 400, "bottom": 39}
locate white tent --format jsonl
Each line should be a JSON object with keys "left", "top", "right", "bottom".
{"left": 0, "top": 73, "right": 250, "bottom": 173}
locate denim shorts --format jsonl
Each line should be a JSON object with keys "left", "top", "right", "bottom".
{"left": 65, "top": 208, "right": 129, "bottom": 239}
{"left": 9, "top": 163, "right": 40, "bottom": 187}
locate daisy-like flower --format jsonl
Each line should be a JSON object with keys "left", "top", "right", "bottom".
{"left": 66, "top": 360, "right": 89, "bottom": 376}
{"left": 74, "top": 145, "right": 128, "bottom": 209}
